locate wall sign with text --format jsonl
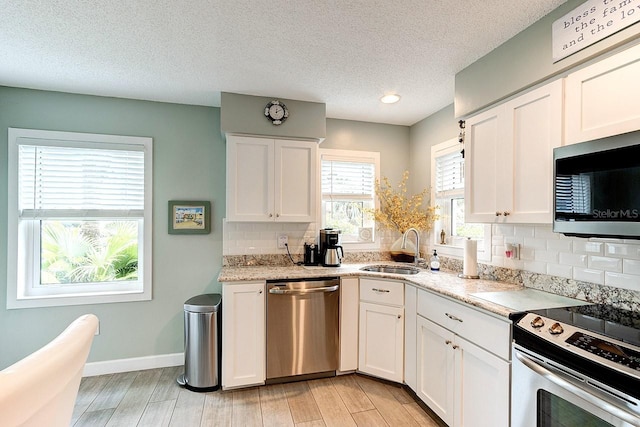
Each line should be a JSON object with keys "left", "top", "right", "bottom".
{"left": 553, "top": 0, "right": 640, "bottom": 62}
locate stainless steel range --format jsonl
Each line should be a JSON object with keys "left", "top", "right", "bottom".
{"left": 511, "top": 304, "right": 640, "bottom": 427}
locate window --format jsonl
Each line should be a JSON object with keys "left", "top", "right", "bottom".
{"left": 431, "top": 138, "right": 491, "bottom": 260}
{"left": 320, "top": 149, "right": 380, "bottom": 247}
{"left": 7, "top": 128, "right": 153, "bottom": 308}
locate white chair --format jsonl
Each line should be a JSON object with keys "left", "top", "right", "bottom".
{"left": 0, "top": 314, "right": 99, "bottom": 427}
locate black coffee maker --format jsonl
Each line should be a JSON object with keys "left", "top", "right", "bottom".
{"left": 303, "top": 243, "right": 319, "bottom": 266}
{"left": 319, "top": 228, "right": 343, "bottom": 267}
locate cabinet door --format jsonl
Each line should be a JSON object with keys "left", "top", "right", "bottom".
{"left": 358, "top": 302, "right": 404, "bottom": 382}
{"left": 502, "top": 79, "right": 563, "bottom": 223}
{"left": 455, "top": 336, "right": 510, "bottom": 427}
{"left": 339, "top": 277, "right": 359, "bottom": 372}
{"left": 465, "top": 80, "right": 563, "bottom": 224}
{"left": 222, "top": 282, "right": 266, "bottom": 389}
{"left": 565, "top": 43, "right": 640, "bottom": 145}
{"left": 404, "top": 284, "right": 418, "bottom": 391}
{"left": 416, "top": 316, "right": 455, "bottom": 426}
{"left": 274, "top": 139, "right": 317, "bottom": 222}
{"left": 226, "top": 136, "right": 274, "bottom": 221}
{"left": 464, "top": 105, "right": 505, "bottom": 223}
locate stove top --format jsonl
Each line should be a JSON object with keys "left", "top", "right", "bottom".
{"left": 528, "top": 304, "right": 640, "bottom": 347}
{"left": 513, "top": 304, "right": 640, "bottom": 388}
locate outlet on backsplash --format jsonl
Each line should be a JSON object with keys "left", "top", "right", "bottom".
{"left": 505, "top": 242, "right": 520, "bottom": 260}
{"left": 277, "top": 234, "right": 288, "bottom": 249}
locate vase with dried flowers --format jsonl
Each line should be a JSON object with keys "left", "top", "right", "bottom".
{"left": 368, "top": 171, "right": 438, "bottom": 262}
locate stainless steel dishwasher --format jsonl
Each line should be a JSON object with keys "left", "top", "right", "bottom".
{"left": 266, "top": 277, "right": 340, "bottom": 382}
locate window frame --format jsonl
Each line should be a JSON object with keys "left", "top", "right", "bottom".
{"left": 431, "top": 138, "right": 491, "bottom": 261}
{"left": 7, "top": 128, "right": 153, "bottom": 309}
{"left": 319, "top": 148, "right": 380, "bottom": 250}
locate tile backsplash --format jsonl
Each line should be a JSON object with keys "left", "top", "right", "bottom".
{"left": 222, "top": 220, "right": 401, "bottom": 256}
{"left": 490, "top": 224, "right": 640, "bottom": 292}
{"left": 222, "top": 220, "right": 318, "bottom": 256}
{"left": 222, "top": 221, "right": 640, "bottom": 310}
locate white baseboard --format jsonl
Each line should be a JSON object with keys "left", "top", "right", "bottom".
{"left": 83, "top": 352, "right": 184, "bottom": 377}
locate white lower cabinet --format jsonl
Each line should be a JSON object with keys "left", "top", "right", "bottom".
{"left": 339, "top": 277, "right": 359, "bottom": 372}
{"left": 456, "top": 335, "right": 510, "bottom": 427}
{"left": 417, "top": 316, "right": 455, "bottom": 424}
{"left": 358, "top": 278, "right": 404, "bottom": 382}
{"left": 404, "top": 284, "right": 418, "bottom": 391}
{"left": 415, "top": 289, "right": 510, "bottom": 427}
{"left": 221, "top": 282, "right": 266, "bottom": 389}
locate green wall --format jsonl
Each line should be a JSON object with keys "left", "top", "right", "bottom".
{"left": 408, "top": 104, "right": 458, "bottom": 196}
{"left": 0, "top": 88, "right": 412, "bottom": 369}
{"left": 323, "top": 118, "right": 410, "bottom": 185}
{"left": 455, "top": 0, "right": 640, "bottom": 117}
{"left": 0, "top": 87, "right": 226, "bottom": 368}
{"left": 221, "top": 92, "right": 326, "bottom": 140}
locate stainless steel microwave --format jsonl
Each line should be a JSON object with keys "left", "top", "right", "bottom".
{"left": 553, "top": 131, "right": 640, "bottom": 239}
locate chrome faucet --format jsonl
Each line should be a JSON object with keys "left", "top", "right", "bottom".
{"left": 401, "top": 227, "right": 423, "bottom": 266}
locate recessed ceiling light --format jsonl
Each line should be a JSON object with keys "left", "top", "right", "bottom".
{"left": 380, "top": 94, "right": 401, "bottom": 104}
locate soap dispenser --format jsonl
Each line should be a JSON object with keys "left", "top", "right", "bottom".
{"left": 430, "top": 250, "right": 440, "bottom": 272}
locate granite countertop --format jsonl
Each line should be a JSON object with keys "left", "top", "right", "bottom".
{"left": 218, "top": 262, "right": 536, "bottom": 318}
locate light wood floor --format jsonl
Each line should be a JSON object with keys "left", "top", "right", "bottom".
{"left": 72, "top": 366, "right": 443, "bottom": 427}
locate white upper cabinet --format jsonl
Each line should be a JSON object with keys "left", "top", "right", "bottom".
{"left": 465, "top": 79, "right": 563, "bottom": 223}
{"left": 226, "top": 135, "right": 317, "bottom": 222}
{"left": 565, "top": 43, "right": 640, "bottom": 145}
{"left": 464, "top": 106, "right": 501, "bottom": 223}
{"left": 274, "top": 139, "right": 318, "bottom": 222}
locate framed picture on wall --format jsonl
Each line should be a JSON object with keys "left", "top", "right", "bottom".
{"left": 168, "top": 200, "right": 211, "bottom": 235}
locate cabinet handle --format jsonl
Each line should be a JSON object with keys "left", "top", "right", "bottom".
{"left": 445, "top": 340, "right": 452, "bottom": 345}
{"left": 397, "top": 314, "right": 402, "bottom": 319}
{"left": 495, "top": 212, "right": 503, "bottom": 216}
{"left": 452, "top": 345, "right": 460, "bottom": 350}
{"left": 258, "top": 290, "right": 263, "bottom": 294}
{"left": 372, "top": 288, "right": 390, "bottom": 293}
{"left": 445, "top": 313, "right": 463, "bottom": 322}
{"left": 269, "top": 213, "right": 273, "bottom": 218}
{"left": 503, "top": 211, "right": 510, "bottom": 216}
{"left": 276, "top": 213, "right": 280, "bottom": 218}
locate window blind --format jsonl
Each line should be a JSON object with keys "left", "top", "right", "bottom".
{"left": 555, "top": 174, "right": 591, "bottom": 214}
{"left": 321, "top": 159, "right": 375, "bottom": 200}
{"left": 18, "top": 141, "right": 145, "bottom": 218}
{"left": 435, "top": 150, "right": 464, "bottom": 197}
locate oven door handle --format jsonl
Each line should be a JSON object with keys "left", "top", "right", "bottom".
{"left": 268, "top": 285, "right": 339, "bottom": 295}
{"left": 514, "top": 350, "right": 640, "bottom": 426}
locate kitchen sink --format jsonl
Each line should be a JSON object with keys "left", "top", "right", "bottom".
{"left": 360, "top": 265, "right": 421, "bottom": 275}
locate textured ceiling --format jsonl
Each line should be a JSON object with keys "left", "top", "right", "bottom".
{"left": 0, "top": 1, "right": 566, "bottom": 126}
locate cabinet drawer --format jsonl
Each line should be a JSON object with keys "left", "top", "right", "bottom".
{"left": 417, "top": 290, "right": 510, "bottom": 360}
{"left": 360, "top": 278, "right": 404, "bottom": 306}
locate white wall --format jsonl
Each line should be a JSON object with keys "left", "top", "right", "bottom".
{"left": 222, "top": 220, "right": 403, "bottom": 256}
{"left": 490, "top": 224, "right": 640, "bottom": 291}
{"left": 223, "top": 220, "right": 316, "bottom": 256}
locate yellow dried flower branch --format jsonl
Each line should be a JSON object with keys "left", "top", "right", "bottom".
{"left": 367, "top": 171, "right": 438, "bottom": 233}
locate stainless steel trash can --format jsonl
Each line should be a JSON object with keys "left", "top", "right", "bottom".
{"left": 177, "top": 293, "right": 221, "bottom": 391}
